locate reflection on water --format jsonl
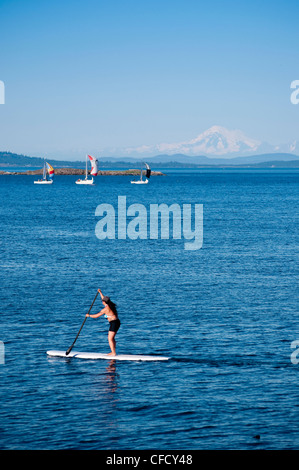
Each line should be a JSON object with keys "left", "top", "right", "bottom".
{"left": 103, "top": 360, "right": 118, "bottom": 395}
{"left": 96, "top": 360, "right": 120, "bottom": 434}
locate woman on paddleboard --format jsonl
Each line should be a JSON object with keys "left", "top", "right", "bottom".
{"left": 86, "top": 289, "right": 120, "bottom": 356}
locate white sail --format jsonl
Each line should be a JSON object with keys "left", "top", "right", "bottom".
{"left": 43, "top": 160, "right": 47, "bottom": 180}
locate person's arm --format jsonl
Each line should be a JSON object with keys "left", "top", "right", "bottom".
{"left": 98, "top": 288, "right": 104, "bottom": 301}
{"left": 86, "top": 306, "right": 107, "bottom": 318}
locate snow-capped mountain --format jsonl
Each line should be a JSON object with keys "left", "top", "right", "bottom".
{"left": 122, "top": 126, "right": 298, "bottom": 158}
{"left": 176, "top": 125, "right": 261, "bottom": 156}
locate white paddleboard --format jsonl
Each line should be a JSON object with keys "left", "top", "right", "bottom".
{"left": 47, "top": 350, "right": 170, "bottom": 362}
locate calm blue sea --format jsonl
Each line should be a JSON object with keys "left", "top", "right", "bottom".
{"left": 0, "top": 169, "right": 298, "bottom": 450}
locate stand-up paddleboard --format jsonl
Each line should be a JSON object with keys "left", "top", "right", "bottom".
{"left": 47, "top": 350, "right": 170, "bottom": 362}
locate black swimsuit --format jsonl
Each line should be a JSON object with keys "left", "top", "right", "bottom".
{"left": 109, "top": 318, "right": 121, "bottom": 333}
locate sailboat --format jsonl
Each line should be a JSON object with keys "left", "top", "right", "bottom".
{"left": 34, "top": 160, "right": 54, "bottom": 184}
{"left": 75, "top": 155, "right": 98, "bottom": 185}
{"left": 131, "top": 162, "right": 151, "bottom": 184}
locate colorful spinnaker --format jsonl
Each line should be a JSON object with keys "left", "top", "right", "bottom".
{"left": 46, "top": 162, "right": 55, "bottom": 178}
{"left": 88, "top": 155, "right": 98, "bottom": 176}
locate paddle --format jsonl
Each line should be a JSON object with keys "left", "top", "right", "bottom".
{"left": 65, "top": 290, "right": 99, "bottom": 355}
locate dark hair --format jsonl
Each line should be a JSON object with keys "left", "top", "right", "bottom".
{"left": 104, "top": 297, "right": 118, "bottom": 316}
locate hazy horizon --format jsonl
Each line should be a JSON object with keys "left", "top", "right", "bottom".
{"left": 1, "top": 0, "right": 299, "bottom": 159}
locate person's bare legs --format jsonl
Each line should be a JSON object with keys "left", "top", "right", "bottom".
{"left": 108, "top": 331, "right": 116, "bottom": 355}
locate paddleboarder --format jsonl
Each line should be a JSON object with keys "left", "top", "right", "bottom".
{"left": 86, "top": 289, "right": 120, "bottom": 356}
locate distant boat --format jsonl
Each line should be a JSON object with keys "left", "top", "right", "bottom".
{"left": 34, "top": 160, "right": 54, "bottom": 184}
{"left": 131, "top": 162, "right": 151, "bottom": 184}
{"left": 76, "top": 155, "right": 98, "bottom": 185}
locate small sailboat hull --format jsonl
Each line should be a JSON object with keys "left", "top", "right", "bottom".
{"left": 131, "top": 179, "right": 149, "bottom": 184}
{"left": 34, "top": 179, "right": 53, "bottom": 184}
{"left": 75, "top": 177, "right": 94, "bottom": 185}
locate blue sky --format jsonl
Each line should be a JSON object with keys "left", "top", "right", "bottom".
{"left": 1, "top": 0, "right": 299, "bottom": 159}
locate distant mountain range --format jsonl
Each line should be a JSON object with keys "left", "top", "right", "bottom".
{"left": 1, "top": 150, "right": 299, "bottom": 168}
{"left": 141, "top": 152, "right": 299, "bottom": 166}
